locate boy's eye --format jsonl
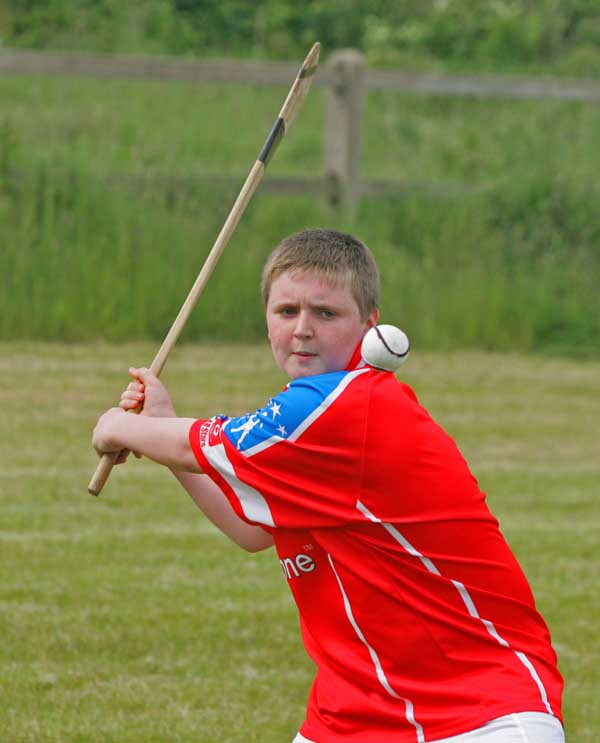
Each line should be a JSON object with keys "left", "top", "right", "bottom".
{"left": 318, "top": 309, "right": 335, "bottom": 319}
{"left": 280, "top": 306, "right": 297, "bottom": 316}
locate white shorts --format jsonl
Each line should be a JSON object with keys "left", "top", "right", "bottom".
{"left": 293, "top": 711, "right": 565, "bottom": 743}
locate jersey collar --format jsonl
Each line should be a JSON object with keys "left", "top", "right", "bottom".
{"left": 346, "top": 341, "right": 367, "bottom": 371}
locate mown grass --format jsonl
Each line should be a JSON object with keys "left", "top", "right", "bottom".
{"left": 0, "top": 342, "right": 598, "bottom": 742}
{"left": 1, "top": 74, "right": 599, "bottom": 353}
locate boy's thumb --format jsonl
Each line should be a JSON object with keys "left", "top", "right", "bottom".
{"left": 129, "top": 366, "right": 155, "bottom": 385}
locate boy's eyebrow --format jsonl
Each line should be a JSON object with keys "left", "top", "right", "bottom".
{"left": 270, "top": 297, "right": 345, "bottom": 310}
{"left": 313, "top": 303, "right": 339, "bottom": 311}
{"left": 269, "top": 298, "right": 299, "bottom": 307}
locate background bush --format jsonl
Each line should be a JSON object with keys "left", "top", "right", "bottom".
{"left": 1, "top": 2, "right": 598, "bottom": 355}
{"left": 2, "top": 0, "right": 600, "bottom": 75}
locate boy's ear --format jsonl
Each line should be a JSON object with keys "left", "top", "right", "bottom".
{"left": 366, "top": 308, "right": 380, "bottom": 328}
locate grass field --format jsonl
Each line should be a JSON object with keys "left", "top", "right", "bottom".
{"left": 1, "top": 341, "right": 598, "bottom": 742}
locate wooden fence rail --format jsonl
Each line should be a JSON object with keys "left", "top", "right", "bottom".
{"left": 3, "top": 48, "right": 599, "bottom": 99}
{"left": 2, "top": 48, "right": 599, "bottom": 206}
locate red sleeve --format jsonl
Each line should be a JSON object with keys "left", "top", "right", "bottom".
{"left": 188, "top": 371, "right": 371, "bottom": 529}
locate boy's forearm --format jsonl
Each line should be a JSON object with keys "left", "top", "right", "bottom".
{"left": 102, "top": 411, "right": 201, "bottom": 472}
{"left": 172, "top": 470, "right": 275, "bottom": 552}
{"left": 94, "top": 409, "right": 273, "bottom": 550}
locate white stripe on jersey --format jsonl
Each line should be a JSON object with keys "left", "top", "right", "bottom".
{"left": 240, "top": 432, "right": 285, "bottom": 458}
{"left": 292, "top": 733, "right": 318, "bottom": 743}
{"left": 355, "top": 500, "right": 554, "bottom": 717}
{"left": 327, "top": 553, "right": 425, "bottom": 743}
{"left": 357, "top": 500, "right": 441, "bottom": 575}
{"left": 236, "top": 368, "right": 369, "bottom": 458}
{"left": 287, "top": 368, "right": 369, "bottom": 442}
{"left": 202, "top": 442, "right": 275, "bottom": 527}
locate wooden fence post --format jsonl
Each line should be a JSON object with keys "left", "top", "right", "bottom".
{"left": 324, "top": 49, "right": 366, "bottom": 208}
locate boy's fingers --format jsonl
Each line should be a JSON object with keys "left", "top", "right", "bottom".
{"left": 121, "top": 390, "right": 144, "bottom": 402}
{"left": 114, "top": 448, "right": 140, "bottom": 464}
{"left": 115, "top": 449, "right": 129, "bottom": 465}
{"left": 130, "top": 366, "right": 158, "bottom": 386}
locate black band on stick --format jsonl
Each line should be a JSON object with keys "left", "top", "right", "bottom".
{"left": 258, "top": 117, "right": 285, "bottom": 166}
{"left": 299, "top": 64, "right": 318, "bottom": 79}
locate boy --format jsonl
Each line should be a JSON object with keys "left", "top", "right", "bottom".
{"left": 93, "top": 229, "right": 565, "bottom": 742}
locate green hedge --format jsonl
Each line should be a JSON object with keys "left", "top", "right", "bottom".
{"left": 2, "top": 0, "right": 600, "bottom": 75}
{"left": 1, "top": 74, "right": 598, "bottom": 355}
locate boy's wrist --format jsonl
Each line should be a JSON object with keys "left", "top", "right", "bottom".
{"left": 147, "top": 403, "right": 177, "bottom": 418}
{"left": 93, "top": 407, "right": 126, "bottom": 453}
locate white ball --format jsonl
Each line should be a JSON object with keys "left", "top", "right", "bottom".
{"left": 361, "top": 325, "right": 410, "bottom": 371}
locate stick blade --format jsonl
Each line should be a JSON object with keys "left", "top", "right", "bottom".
{"left": 279, "top": 42, "right": 320, "bottom": 131}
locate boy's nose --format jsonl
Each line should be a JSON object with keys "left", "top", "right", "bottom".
{"left": 293, "top": 310, "right": 313, "bottom": 338}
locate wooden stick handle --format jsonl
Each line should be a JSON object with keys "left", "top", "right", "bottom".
{"left": 88, "top": 451, "right": 120, "bottom": 496}
{"left": 87, "top": 162, "right": 264, "bottom": 496}
{"left": 88, "top": 42, "right": 320, "bottom": 497}
{"left": 149, "top": 161, "right": 265, "bottom": 377}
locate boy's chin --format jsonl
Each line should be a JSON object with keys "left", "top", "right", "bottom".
{"left": 281, "top": 356, "right": 317, "bottom": 379}
{"left": 284, "top": 356, "right": 341, "bottom": 379}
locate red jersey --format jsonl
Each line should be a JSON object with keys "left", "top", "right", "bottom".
{"left": 189, "top": 352, "right": 563, "bottom": 742}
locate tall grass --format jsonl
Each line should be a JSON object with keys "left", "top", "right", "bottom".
{"left": 1, "top": 74, "right": 598, "bottom": 354}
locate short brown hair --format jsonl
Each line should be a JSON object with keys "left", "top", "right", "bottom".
{"left": 261, "top": 229, "right": 379, "bottom": 320}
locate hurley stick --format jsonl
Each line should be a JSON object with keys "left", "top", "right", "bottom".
{"left": 89, "top": 42, "right": 320, "bottom": 496}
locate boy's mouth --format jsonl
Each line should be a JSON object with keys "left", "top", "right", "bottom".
{"left": 292, "top": 350, "right": 317, "bottom": 358}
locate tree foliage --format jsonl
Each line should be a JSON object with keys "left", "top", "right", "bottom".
{"left": 2, "top": 0, "right": 600, "bottom": 74}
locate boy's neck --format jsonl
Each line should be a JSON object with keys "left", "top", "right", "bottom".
{"left": 346, "top": 341, "right": 366, "bottom": 371}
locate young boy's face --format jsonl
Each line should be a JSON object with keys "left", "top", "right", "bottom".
{"left": 266, "top": 270, "right": 379, "bottom": 379}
